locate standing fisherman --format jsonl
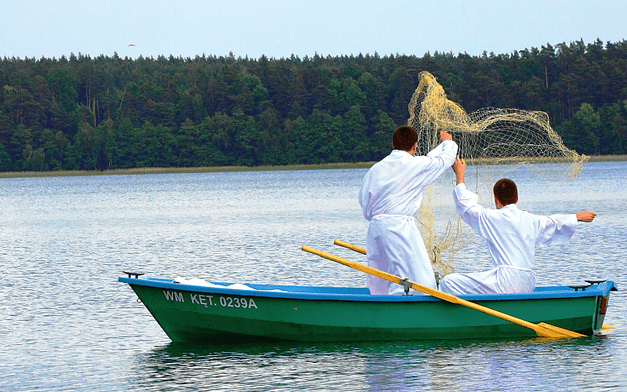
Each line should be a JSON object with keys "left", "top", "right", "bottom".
{"left": 359, "top": 126, "right": 458, "bottom": 295}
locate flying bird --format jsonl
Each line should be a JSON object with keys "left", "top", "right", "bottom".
{"left": 128, "top": 43, "right": 135, "bottom": 47}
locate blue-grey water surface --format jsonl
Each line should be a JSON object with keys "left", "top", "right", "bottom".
{"left": 1, "top": 162, "right": 626, "bottom": 391}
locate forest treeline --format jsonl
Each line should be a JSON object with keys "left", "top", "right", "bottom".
{"left": 1, "top": 38, "right": 627, "bottom": 171}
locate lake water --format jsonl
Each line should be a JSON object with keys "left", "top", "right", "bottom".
{"left": 1, "top": 161, "right": 626, "bottom": 391}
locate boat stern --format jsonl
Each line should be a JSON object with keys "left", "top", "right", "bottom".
{"left": 591, "top": 280, "right": 617, "bottom": 333}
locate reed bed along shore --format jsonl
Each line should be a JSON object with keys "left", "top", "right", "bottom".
{"left": 0, "top": 155, "right": 625, "bottom": 179}
{"left": 0, "top": 162, "right": 373, "bottom": 179}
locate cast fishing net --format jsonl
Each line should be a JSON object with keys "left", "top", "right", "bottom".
{"left": 408, "top": 71, "right": 588, "bottom": 277}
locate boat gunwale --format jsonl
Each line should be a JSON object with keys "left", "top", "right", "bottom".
{"left": 119, "top": 276, "right": 616, "bottom": 303}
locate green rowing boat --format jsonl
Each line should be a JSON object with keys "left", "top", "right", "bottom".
{"left": 119, "top": 273, "right": 616, "bottom": 343}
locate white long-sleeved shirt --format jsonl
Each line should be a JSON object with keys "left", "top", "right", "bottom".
{"left": 439, "top": 183, "right": 579, "bottom": 294}
{"left": 358, "top": 140, "right": 458, "bottom": 295}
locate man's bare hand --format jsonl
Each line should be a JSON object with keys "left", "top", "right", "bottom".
{"left": 576, "top": 211, "right": 597, "bottom": 222}
{"left": 452, "top": 155, "right": 466, "bottom": 184}
{"left": 452, "top": 155, "right": 466, "bottom": 173}
{"left": 440, "top": 131, "right": 453, "bottom": 142}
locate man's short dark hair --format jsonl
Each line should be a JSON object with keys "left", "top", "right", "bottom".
{"left": 392, "top": 126, "right": 418, "bottom": 151}
{"left": 493, "top": 178, "right": 518, "bottom": 206}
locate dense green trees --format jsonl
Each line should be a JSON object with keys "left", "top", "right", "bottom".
{"left": 1, "top": 39, "right": 627, "bottom": 171}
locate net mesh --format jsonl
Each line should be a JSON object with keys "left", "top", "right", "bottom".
{"left": 407, "top": 71, "right": 588, "bottom": 276}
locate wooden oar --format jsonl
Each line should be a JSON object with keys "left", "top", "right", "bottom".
{"left": 302, "top": 243, "right": 584, "bottom": 339}
{"left": 334, "top": 239, "right": 367, "bottom": 254}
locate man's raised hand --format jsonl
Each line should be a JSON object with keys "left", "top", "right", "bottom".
{"left": 440, "top": 130, "right": 453, "bottom": 141}
{"left": 452, "top": 155, "right": 466, "bottom": 185}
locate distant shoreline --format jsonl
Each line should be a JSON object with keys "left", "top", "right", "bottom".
{"left": 0, "top": 162, "right": 374, "bottom": 178}
{"left": 1, "top": 155, "right": 625, "bottom": 179}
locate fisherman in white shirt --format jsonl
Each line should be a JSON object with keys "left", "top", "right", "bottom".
{"left": 439, "top": 156, "right": 597, "bottom": 295}
{"left": 359, "top": 126, "right": 458, "bottom": 295}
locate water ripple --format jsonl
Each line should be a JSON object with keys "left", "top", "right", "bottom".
{"left": 1, "top": 164, "right": 626, "bottom": 390}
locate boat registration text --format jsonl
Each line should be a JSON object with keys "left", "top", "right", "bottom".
{"left": 163, "top": 290, "right": 258, "bottom": 309}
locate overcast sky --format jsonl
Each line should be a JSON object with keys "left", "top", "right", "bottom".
{"left": 1, "top": 0, "right": 625, "bottom": 60}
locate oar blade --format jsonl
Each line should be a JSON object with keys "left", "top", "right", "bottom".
{"left": 536, "top": 322, "right": 586, "bottom": 338}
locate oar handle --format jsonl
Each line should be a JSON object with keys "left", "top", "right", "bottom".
{"left": 302, "top": 244, "right": 584, "bottom": 339}
{"left": 334, "top": 239, "right": 366, "bottom": 255}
